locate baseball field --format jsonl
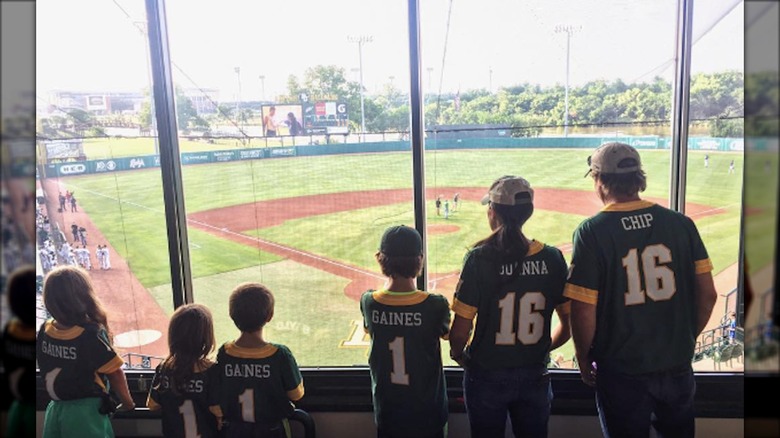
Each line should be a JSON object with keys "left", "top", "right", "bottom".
{"left": 39, "top": 139, "right": 744, "bottom": 367}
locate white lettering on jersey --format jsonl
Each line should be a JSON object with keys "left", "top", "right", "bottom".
{"left": 224, "top": 363, "right": 271, "bottom": 378}
{"left": 40, "top": 340, "right": 78, "bottom": 360}
{"left": 371, "top": 310, "right": 423, "bottom": 326}
{"left": 621, "top": 213, "right": 653, "bottom": 231}
{"left": 501, "top": 261, "right": 549, "bottom": 276}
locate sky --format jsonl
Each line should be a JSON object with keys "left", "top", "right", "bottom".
{"left": 36, "top": 0, "right": 745, "bottom": 103}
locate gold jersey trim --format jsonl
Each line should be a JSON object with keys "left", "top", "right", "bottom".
{"left": 695, "top": 258, "right": 713, "bottom": 274}
{"left": 601, "top": 200, "right": 655, "bottom": 212}
{"left": 372, "top": 290, "right": 430, "bottom": 306}
{"left": 97, "top": 356, "right": 124, "bottom": 374}
{"left": 563, "top": 283, "right": 598, "bottom": 305}
{"left": 8, "top": 319, "right": 35, "bottom": 341}
{"left": 451, "top": 298, "right": 477, "bottom": 320}
{"left": 44, "top": 320, "right": 85, "bottom": 340}
{"left": 224, "top": 342, "right": 278, "bottom": 359}
{"left": 287, "top": 382, "right": 305, "bottom": 401}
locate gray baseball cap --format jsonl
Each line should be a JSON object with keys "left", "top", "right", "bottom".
{"left": 481, "top": 176, "right": 534, "bottom": 206}
{"left": 585, "top": 142, "right": 642, "bottom": 177}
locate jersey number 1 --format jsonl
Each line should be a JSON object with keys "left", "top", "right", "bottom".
{"left": 622, "top": 244, "right": 676, "bottom": 305}
{"left": 179, "top": 400, "right": 201, "bottom": 438}
{"left": 388, "top": 337, "right": 410, "bottom": 385}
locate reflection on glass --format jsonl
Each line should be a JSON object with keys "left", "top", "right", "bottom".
{"left": 36, "top": 0, "right": 173, "bottom": 369}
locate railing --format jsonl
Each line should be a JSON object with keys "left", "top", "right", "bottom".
{"left": 122, "top": 352, "right": 165, "bottom": 370}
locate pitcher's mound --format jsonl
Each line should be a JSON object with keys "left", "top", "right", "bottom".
{"left": 428, "top": 224, "right": 460, "bottom": 235}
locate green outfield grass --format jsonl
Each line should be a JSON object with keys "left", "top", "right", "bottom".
{"left": 55, "top": 146, "right": 742, "bottom": 366}
{"left": 82, "top": 137, "right": 292, "bottom": 159}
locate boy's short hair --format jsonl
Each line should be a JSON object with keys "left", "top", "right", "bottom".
{"left": 6, "top": 265, "right": 36, "bottom": 326}
{"left": 376, "top": 226, "right": 423, "bottom": 279}
{"left": 229, "top": 283, "right": 274, "bottom": 333}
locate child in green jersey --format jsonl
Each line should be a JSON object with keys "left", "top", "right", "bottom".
{"left": 360, "top": 225, "right": 451, "bottom": 438}
{"left": 37, "top": 265, "right": 135, "bottom": 438}
{"left": 217, "top": 283, "right": 304, "bottom": 438}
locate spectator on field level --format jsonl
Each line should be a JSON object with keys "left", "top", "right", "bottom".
{"left": 566, "top": 142, "right": 717, "bottom": 438}
{"left": 37, "top": 266, "right": 135, "bottom": 437}
{"left": 2, "top": 265, "right": 37, "bottom": 438}
{"left": 361, "top": 225, "right": 451, "bottom": 438}
{"left": 70, "top": 196, "right": 78, "bottom": 212}
{"left": 217, "top": 283, "right": 304, "bottom": 437}
{"left": 148, "top": 304, "right": 222, "bottom": 438}
{"left": 71, "top": 223, "right": 79, "bottom": 243}
{"left": 725, "top": 312, "right": 737, "bottom": 343}
{"left": 58, "top": 192, "right": 66, "bottom": 212}
{"left": 449, "top": 176, "right": 571, "bottom": 438}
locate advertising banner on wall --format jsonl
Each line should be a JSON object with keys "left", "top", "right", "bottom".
{"left": 303, "top": 101, "right": 349, "bottom": 135}
{"left": 44, "top": 139, "right": 85, "bottom": 162}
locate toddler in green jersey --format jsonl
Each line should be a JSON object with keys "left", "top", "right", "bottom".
{"left": 147, "top": 304, "right": 223, "bottom": 438}
{"left": 360, "top": 225, "right": 451, "bottom": 438}
{"left": 217, "top": 283, "right": 304, "bottom": 438}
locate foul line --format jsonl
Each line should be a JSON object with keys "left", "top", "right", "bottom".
{"left": 65, "top": 182, "right": 385, "bottom": 281}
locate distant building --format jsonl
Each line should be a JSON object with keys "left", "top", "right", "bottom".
{"left": 182, "top": 88, "right": 219, "bottom": 115}
{"left": 43, "top": 90, "right": 146, "bottom": 116}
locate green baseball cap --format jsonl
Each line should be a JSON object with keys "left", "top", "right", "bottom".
{"left": 380, "top": 225, "right": 422, "bottom": 257}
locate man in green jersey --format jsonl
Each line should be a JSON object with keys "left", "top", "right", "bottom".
{"left": 361, "top": 225, "right": 451, "bottom": 438}
{"left": 565, "top": 142, "right": 718, "bottom": 438}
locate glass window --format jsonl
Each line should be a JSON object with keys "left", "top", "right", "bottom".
{"left": 421, "top": 0, "right": 678, "bottom": 368}
{"left": 36, "top": 0, "right": 172, "bottom": 369}
{"left": 164, "top": 0, "right": 413, "bottom": 366}
{"left": 686, "top": 0, "right": 745, "bottom": 372}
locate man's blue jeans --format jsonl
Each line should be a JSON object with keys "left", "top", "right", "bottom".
{"left": 595, "top": 364, "right": 696, "bottom": 438}
{"left": 463, "top": 364, "right": 552, "bottom": 438}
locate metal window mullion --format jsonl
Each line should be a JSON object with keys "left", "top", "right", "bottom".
{"left": 407, "top": 0, "right": 428, "bottom": 291}
{"left": 145, "top": 0, "right": 193, "bottom": 307}
{"left": 669, "top": 0, "right": 695, "bottom": 213}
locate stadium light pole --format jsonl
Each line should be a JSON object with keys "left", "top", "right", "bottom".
{"left": 555, "top": 24, "right": 580, "bottom": 137}
{"left": 234, "top": 67, "right": 242, "bottom": 131}
{"left": 258, "top": 75, "right": 265, "bottom": 102}
{"left": 135, "top": 21, "right": 159, "bottom": 155}
{"left": 426, "top": 67, "right": 434, "bottom": 104}
{"left": 348, "top": 35, "right": 373, "bottom": 142}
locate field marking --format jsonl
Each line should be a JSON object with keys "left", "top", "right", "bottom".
{"left": 65, "top": 182, "right": 384, "bottom": 281}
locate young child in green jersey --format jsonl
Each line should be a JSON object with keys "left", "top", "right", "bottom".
{"left": 217, "top": 283, "right": 304, "bottom": 438}
{"left": 2, "top": 265, "right": 36, "bottom": 438}
{"left": 360, "top": 225, "right": 451, "bottom": 438}
{"left": 147, "top": 304, "right": 223, "bottom": 438}
{"left": 36, "top": 265, "right": 135, "bottom": 438}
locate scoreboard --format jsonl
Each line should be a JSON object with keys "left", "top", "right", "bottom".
{"left": 302, "top": 101, "right": 349, "bottom": 135}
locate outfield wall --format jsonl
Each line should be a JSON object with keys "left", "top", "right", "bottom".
{"left": 41, "top": 135, "right": 744, "bottom": 178}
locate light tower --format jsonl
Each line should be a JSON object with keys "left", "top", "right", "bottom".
{"left": 347, "top": 35, "right": 373, "bottom": 142}
{"left": 554, "top": 24, "right": 581, "bottom": 137}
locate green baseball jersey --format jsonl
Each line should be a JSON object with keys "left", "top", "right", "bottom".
{"left": 147, "top": 362, "right": 222, "bottom": 438}
{"left": 2, "top": 320, "right": 36, "bottom": 403}
{"left": 36, "top": 320, "right": 124, "bottom": 401}
{"left": 564, "top": 200, "right": 713, "bottom": 374}
{"left": 360, "top": 290, "right": 450, "bottom": 437}
{"left": 452, "top": 240, "right": 569, "bottom": 370}
{"left": 216, "top": 342, "right": 303, "bottom": 424}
